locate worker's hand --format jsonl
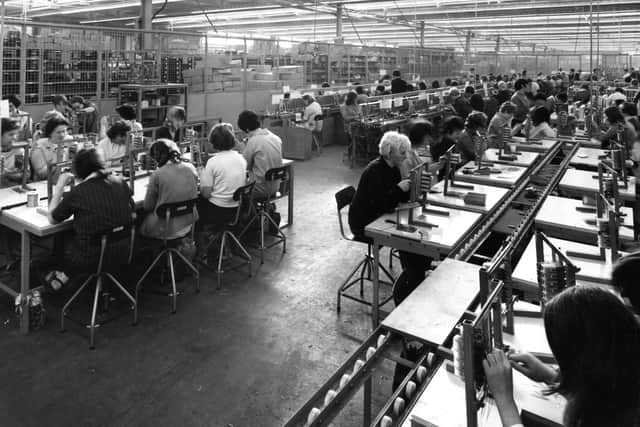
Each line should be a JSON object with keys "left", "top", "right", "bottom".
{"left": 509, "top": 351, "right": 557, "bottom": 384}
{"left": 397, "top": 179, "right": 411, "bottom": 192}
{"left": 483, "top": 349, "right": 514, "bottom": 403}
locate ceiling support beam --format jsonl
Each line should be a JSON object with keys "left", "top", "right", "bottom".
{"left": 336, "top": 3, "right": 343, "bottom": 41}
{"left": 140, "top": 0, "right": 153, "bottom": 49}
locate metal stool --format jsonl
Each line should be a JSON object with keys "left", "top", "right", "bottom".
{"left": 60, "top": 223, "right": 137, "bottom": 349}
{"left": 334, "top": 186, "right": 394, "bottom": 313}
{"left": 201, "top": 182, "right": 254, "bottom": 289}
{"left": 134, "top": 199, "right": 200, "bottom": 322}
{"left": 239, "top": 166, "right": 288, "bottom": 264}
{"left": 311, "top": 114, "right": 323, "bottom": 154}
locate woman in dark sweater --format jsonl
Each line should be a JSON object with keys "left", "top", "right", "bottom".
{"left": 348, "top": 131, "right": 431, "bottom": 304}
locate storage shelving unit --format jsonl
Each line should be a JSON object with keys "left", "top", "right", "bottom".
{"left": 118, "top": 83, "right": 188, "bottom": 128}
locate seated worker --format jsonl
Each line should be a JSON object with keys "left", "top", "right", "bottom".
{"left": 545, "top": 91, "right": 568, "bottom": 114}
{"left": 237, "top": 110, "right": 283, "bottom": 199}
{"left": 375, "top": 85, "right": 388, "bottom": 96}
{"left": 348, "top": 131, "right": 432, "bottom": 303}
{"left": 483, "top": 286, "right": 640, "bottom": 427}
{"left": 596, "top": 106, "right": 638, "bottom": 150}
{"left": 43, "top": 95, "right": 72, "bottom": 124}
{"left": 621, "top": 102, "right": 640, "bottom": 133}
{"left": 31, "top": 115, "right": 71, "bottom": 181}
{"left": 510, "top": 78, "right": 531, "bottom": 125}
{"left": 430, "top": 115, "right": 465, "bottom": 162}
{"left": 156, "top": 106, "right": 186, "bottom": 142}
{"left": 140, "top": 139, "right": 199, "bottom": 240}
{"left": 355, "top": 86, "right": 368, "bottom": 104}
{"left": 451, "top": 88, "right": 472, "bottom": 120}
{"left": 97, "top": 120, "right": 131, "bottom": 168}
{"left": 195, "top": 126, "right": 247, "bottom": 262}
{"left": 469, "top": 93, "right": 485, "bottom": 115}
{"left": 401, "top": 119, "right": 436, "bottom": 178}
{"left": 70, "top": 96, "right": 99, "bottom": 134}
{"left": 1, "top": 118, "right": 25, "bottom": 186}
{"left": 302, "top": 94, "right": 323, "bottom": 132}
{"left": 456, "top": 111, "right": 488, "bottom": 164}
{"left": 487, "top": 102, "right": 521, "bottom": 149}
{"left": 526, "top": 106, "right": 556, "bottom": 140}
{"left": 391, "top": 70, "right": 408, "bottom": 94}
{"left": 47, "top": 148, "right": 135, "bottom": 273}
{"left": 340, "top": 92, "right": 363, "bottom": 129}
{"left": 3, "top": 94, "right": 32, "bottom": 139}
{"left": 611, "top": 252, "right": 640, "bottom": 315}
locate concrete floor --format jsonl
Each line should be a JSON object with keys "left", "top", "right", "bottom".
{"left": 0, "top": 146, "right": 398, "bottom": 427}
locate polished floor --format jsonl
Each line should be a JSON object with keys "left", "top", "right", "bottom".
{"left": 0, "top": 146, "right": 398, "bottom": 427}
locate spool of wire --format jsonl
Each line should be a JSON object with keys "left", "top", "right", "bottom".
{"left": 537, "top": 262, "right": 569, "bottom": 305}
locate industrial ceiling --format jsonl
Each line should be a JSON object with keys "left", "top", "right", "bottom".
{"left": 4, "top": 0, "right": 640, "bottom": 54}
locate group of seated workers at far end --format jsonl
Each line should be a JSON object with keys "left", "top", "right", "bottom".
{"left": 483, "top": 249, "right": 640, "bottom": 427}
{"left": 1, "top": 97, "right": 285, "bottom": 276}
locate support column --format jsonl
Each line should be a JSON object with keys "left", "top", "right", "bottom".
{"left": 336, "top": 3, "right": 343, "bottom": 40}
{"left": 140, "top": 0, "right": 153, "bottom": 50}
{"left": 495, "top": 37, "right": 500, "bottom": 73}
{"left": 419, "top": 21, "right": 425, "bottom": 49}
{"left": 464, "top": 30, "right": 472, "bottom": 65}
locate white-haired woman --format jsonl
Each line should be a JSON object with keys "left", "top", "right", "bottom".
{"left": 348, "top": 131, "right": 432, "bottom": 303}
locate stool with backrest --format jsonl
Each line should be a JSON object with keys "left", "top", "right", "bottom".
{"left": 201, "top": 181, "right": 254, "bottom": 289}
{"left": 134, "top": 199, "right": 199, "bottom": 322}
{"left": 335, "top": 186, "right": 395, "bottom": 313}
{"left": 239, "top": 166, "right": 288, "bottom": 264}
{"left": 60, "top": 222, "right": 137, "bottom": 349}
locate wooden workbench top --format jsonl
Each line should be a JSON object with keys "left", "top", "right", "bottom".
{"left": 427, "top": 181, "right": 509, "bottom": 214}
{"left": 558, "top": 168, "right": 636, "bottom": 202}
{"left": 383, "top": 259, "right": 479, "bottom": 345}
{"left": 511, "top": 136, "right": 559, "bottom": 153}
{"left": 483, "top": 149, "right": 540, "bottom": 167}
{"left": 454, "top": 161, "right": 528, "bottom": 188}
{"left": 569, "top": 146, "right": 607, "bottom": 169}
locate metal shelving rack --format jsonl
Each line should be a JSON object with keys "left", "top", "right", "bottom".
{"left": 118, "top": 83, "right": 188, "bottom": 128}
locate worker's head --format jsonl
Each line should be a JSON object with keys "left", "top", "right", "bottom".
{"left": 344, "top": 91, "right": 358, "bottom": 106}
{"left": 497, "top": 81, "right": 507, "bottom": 91}
{"left": 514, "top": 78, "right": 529, "bottom": 93}
{"left": 375, "top": 85, "right": 386, "bottom": 95}
{"left": 605, "top": 106, "right": 625, "bottom": 126}
{"left": 611, "top": 252, "right": 640, "bottom": 314}
{"left": 408, "top": 119, "right": 436, "bottom": 148}
{"left": 70, "top": 96, "right": 86, "bottom": 111}
{"left": 73, "top": 148, "right": 105, "bottom": 180}
{"left": 392, "top": 70, "right": 401, "bottom": 78}
{"left": 557, "top": 92, "right": 568, "bottom": 103}
{"left": 378, "top": 131, "right": 409, "bottom": 168}
{"left": 1, "top": 118, "right": 20, "bottom": 151}
{"left": 166, "top": 106, "right": 186, "bottom": 129}
{"left": 3, "top": 94, "right": 22, "bottom": 114}
{"left": 464, "top": 86, "right": 475, "bottom": 97}
{"left": 106, "top": 120, "right": 131, "bottom": 145}
{"left": 302, "top": 94, "right": 315, "bottom": 106}
{"left": 115, "top": 104, "right": 137, "bottom": 121}
{"left": 355, "top": 85, "right": 365, "bottom": 95}
{"left": 449, "top": 88, "right": 460, "bottom": 100}
{"left": 499, "top": 101, "right": 517, "bottom": 120}
{"left": 237, "top": 110, "right": 261, "bottom": 134}
{"left": 43, "top": 115, "right": 70, "bottom": 142}
{"left": 442, "top": 115, "right": 465, "bottom": 139}
{"left": 431, "top": 80, "right": 440, "bottom": 89}
{"left": 209, "top": 125, "right": 236, "bottom": 152}
{"left": 52, "top": 95, "right": 69, "bottom": 113}
{"left": 469, "top": 94, "right": 484, "bottom": 112}
{"left": 464, "top": 111, "right": 487, "bottom": 131}
{"left": 621, "top": 102, "right": 638, "bottom": 118}
{"left": 150, "top": 139, "right": 181, "bottom": 167}
{"left": 543, "top": 286, "right": 640, "bottom": 426}
{"left": 531, "top": 106, "right": 551, "bottom": 127}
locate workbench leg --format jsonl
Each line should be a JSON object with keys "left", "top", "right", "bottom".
{"left": 288, "top": 164, "right": 294, "bottom": 227}
{"left": 363, "top": 376, "right": 372, "bottom": 427}
{"left": 371, "top": 243, "right": 380, "bottom": 328}
{"left": 19, "top": 231, "right": 30, "bottom": 334}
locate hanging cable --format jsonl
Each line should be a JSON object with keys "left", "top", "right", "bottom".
{"left": 391, "top": 0, "right": 420, "bottom": 44}
{"left": 194, "top": 0, "right": 218, "bottom": 33}
{"left": 151, "top": 0, "right": 168, "bottom": 21}
{"left": 343, "top": 8, "right": 364, "bottom": 45}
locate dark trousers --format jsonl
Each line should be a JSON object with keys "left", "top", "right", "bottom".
{"left": 394, "top": 251, "right": 432, "bottom": 305}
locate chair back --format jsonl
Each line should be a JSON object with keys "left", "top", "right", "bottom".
{"left": 96, "top": 222, "right": 136, "bottom": 273}
{"left": 335, "top": 186, "right": 356, "bottom": 240}
{"left": 156, "top": 198, "right": 199, "bottom": 241}
{"left": 265, "top": 165, "right": 288, "bottom": 183}
{"left": 230, "top": 181, "right": 255, "bottom": 227}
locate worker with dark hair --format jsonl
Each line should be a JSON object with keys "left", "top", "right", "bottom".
{"left": 527, "top": 106, "right": 555, "bottom": 140}
{"left": 96, "top": 120, "right": 131, "bottom": 167}
{"left": 401, "top": 119, "right": 435, "bottom": 178}
{"left": 611, "top": 252, "right": 640, "bottom": 315}
{"left": 3, "top": 94, "right": 31, "bottom": 139}
{"left": 354, "top": 85, "right": 368, "bottom": 104}
{"left": 469, "top": 93, "right": 485, "bottom": 114}
{"left": 484, "top": 286, "right": 640, "bottom": 427}
{"left": 456, "top": 111, "right": 488, "bottom": 164}
{"left": 510, "top": 78, "right": 530, "bottom": 125}
{"left": 70, "top": 95, "right": 99, "bottom": 134}
{"left": 487, "top": 102, "right": 520, "bottom": 148}
{"left": 621, "top": 102, "right": 640, "bottom": 133}
{"left": 1, "top": 118, "right": 24, "bottom": 185}
{"left": 391, "top": 70, "right": 408, "bottom": 94}
{"left": 156, "top": 106, "right": 186, "bottom": 142}
{"left": 430, "top": 115, "right": 464, "bottom": 163}
{"left": 115, "top": 104, "right": 143, "bottom": 133}
{"left": 31, "top": 114, "right": 71, "bottom": 180}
